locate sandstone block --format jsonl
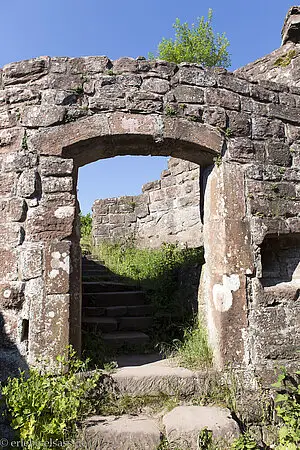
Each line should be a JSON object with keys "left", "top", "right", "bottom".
{"left": 0, "top": 281, "right": 25, "bottom": 309}
{"left": 42, "top": 176, "right": 73, "bottom": 193}
{"left": 203, "top": 106, "right": 227, "bottom": 129}
{"left": 252, "top": 117, "right": 285, "bottom": 139}
{"left": 217, "top": 74, "right": 250, "bottom": 95}
{"left": 17, "top": 169, "right": 39, "bottom": 198}
{"left": 205, "top": 88, "right": 240, "bottom": 110}
{"left": 21, "top": 105, "right": 66, "bottom": 127}
{"left": 3, "top": 57, "right": 49, "bottom": 86}
{"left": 250, "top": 85, "right": 278, "bottom": 103}
{"left": 175, "top": 66, "right": 217, "bottom": 87}
{"left": 265, "top": 140, "right": 292, "bottom": 166}
{"left": 0, "top": 249, "right": 18, "bottom": 281}
{"left": 83, "top": 415, "right": 161, "bottom": 450}
{"left": 113, "top": 57, "right": 138, "bottom": 73}
{"left": 163, "top": 406, "right": 240, "bottom": 449}
{"left": 45, "top": 241, "right": 71, "bottom": 294}
{"left": 226, "top": 111, "right": 251, "bottom": 137}
{"left": 19, "top": 243, "right": 43, "bottom": 280}
{"left": 173, "top": 85, "right": 204, "bottom": 103}
{"left": 40, "top": 156, "right": 73, "bottom": 176}
{"left": 143, "top": 77, "right": 169, "bottom": 94}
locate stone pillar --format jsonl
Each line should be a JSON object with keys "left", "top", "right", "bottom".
{"left": 200, "top": 162, "right": 254, "bottom": 369}
{"left": 282, "top": 6, "right": 300, "bottom": 45}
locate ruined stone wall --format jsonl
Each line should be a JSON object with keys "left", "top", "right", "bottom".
{"left": 0, "top": 46, "right": 298, "bottom": 381}
{"left": 92, "top": 157, "right": 202, "bottom": 248}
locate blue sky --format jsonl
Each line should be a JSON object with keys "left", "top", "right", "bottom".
{"left": 0, "top": 1, "right": 294, "bottom": 213}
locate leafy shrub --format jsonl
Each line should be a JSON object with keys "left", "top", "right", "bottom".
{"left": 151, "top": 9, "right": 230, "bottom": 68}
{"left": 1, "top": 348, "right": 101, "bottom": 449}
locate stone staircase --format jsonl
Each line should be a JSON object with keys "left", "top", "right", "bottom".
{"left": 79, "top": 359, "right": 241, "bottom": 449}
{"left": 81, "top": 255, "right": 153, "bottom": 352}
{"left": 80, "top": 256, "right": 243, "bottom": 449}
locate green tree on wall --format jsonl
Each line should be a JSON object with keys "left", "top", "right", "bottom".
{"left": 151, "top": 9, "right": 231, "bottom": 68}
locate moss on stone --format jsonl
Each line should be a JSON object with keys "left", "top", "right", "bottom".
{"left": 274, "top": 49, "right": 297, "bottom": 67}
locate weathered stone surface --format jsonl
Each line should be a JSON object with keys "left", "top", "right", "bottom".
{"left": 205, "top": 88, "right": 240, "bottom": 110}
{"left": 0, "top": 17, "right": 299, "bottom": 379}
{"left": 282, "top": 6, "right": 300, "bottom": 45}
{"left": 21, "top": 105, "right": 66, "bottom": 127}
{"left": 163, "top": 406, "right": 240, "bottom": 449}
{"left": 113, "top": 359, "right": 206, "bottom": 396}
{"left": 83, "top": 415, "right": 161, "bottom": 450}
{"left": 142, "top": 77, "right": 169, "bottom": 94}
{"left": 173, "top": 85, "right": 204, "bottom": 103}
{"left": 40, "top": 156, "right": 73, "bottom": 176}
{"left": 3, "top": 57, "right": 49, "bottom": 86}
{"left": 17, "top": 169, "right": 39, "bottom": 198}
{"left": 0, "top": 281, "right": 24, "bottom": 309}
{"left": 19, "top": 243, "right": 43, "bottom": 280}
{"left": 93, "top": 158, "right": 202, "bottom": 248}
{"left": 45, "top": 241, "right": 71, "bottom": 294}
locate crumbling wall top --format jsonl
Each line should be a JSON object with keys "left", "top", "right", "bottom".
{"left": 282, "top": 6, "right": 300, "bottom": 45}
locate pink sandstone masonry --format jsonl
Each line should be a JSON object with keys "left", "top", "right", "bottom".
{"left": 0, "top": 7, "right": 299, "bottom": 383}
{"left": 92, "top": 157, "right": 202, "bottom": 248}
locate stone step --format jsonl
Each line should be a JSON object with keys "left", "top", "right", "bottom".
{"left": 83, "top": 256, "right": 104, "bottom": 262}
{"left": 82, "top": 316, "right": 118, "bottom": 332}
{"left": 102, "top": 331, "right": 150, "bottom": 348}
{"left": 83, "top": 305, "right": 153, "bottom": 318}
{"left": 82, "top": 281, "right": 138, "bottom": 293}
{"left": 82, "top": 273, "right": 116, "bottom": 282}
{"left": 82, "top": 291, "right": 146, "bottom": 307}
{"left": 163, "top": 406, "right": 240, "bottom": 449}
{"left": 82, "top": 316, "right": 153, "bottom": 332}
{"left": 82, "top": 415, "right": 161, "bottom": 450}
{"left": 82, "top": 265, "right": 110, "bottom": 273}
{"left": 112, "top": 359, "right": 209, "bottom": 396}
{"left": 119, "top": 316, "right": 153, "bottom": 331}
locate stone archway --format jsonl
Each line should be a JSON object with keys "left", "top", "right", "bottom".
{"left": 0, "top": 56, "right": 299, "bottom": 379}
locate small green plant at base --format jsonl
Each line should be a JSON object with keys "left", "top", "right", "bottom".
{"left": 99, "top": 392, "right": 179, "bottom": 417}
{"left": 213, "top": 155, "right": 222, "bottom": 168}
{"left": 198, "top": 427, "right": 213, "bottom": 449}
{"left": 1, "top": 347, "right": 101, "bottom": 449}
{"left": 230, "top": 433, "right": 259, "bottom": 449}
{"left": 174, "top": 319, "right": 213, "bottom": 370}
{"left": 272, "top": 368, "right": 300, "bottom": 449}
{"left": 225, "top": 128, "right": 233, "bottom": 138}
{"left": 165, "top": 104, "right": 177, "bottom": 117}
{"left": 22, "top": 131, "right": 28, "bottom": 150}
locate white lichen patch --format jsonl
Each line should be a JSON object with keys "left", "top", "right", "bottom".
{"left": 3, "top": 289, "right": 12, "bottom": 299}
{"left": 49, "top": 251, "right": 70, "bottom": 279}
{"left": 213, "top": 274, "right": 240, "bottom": 312}
{"left": 54, "top": 206, "right": 74, "bottom": 219}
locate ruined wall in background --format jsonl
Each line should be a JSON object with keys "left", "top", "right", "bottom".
{"left": 92, "top": 157, "right": 202, "bottom": 248}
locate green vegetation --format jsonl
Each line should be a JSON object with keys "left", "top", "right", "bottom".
{"left": 151, "top": 9, "right": 230, "bottom": 68}
{"left": 272, "top": 368, "right": 300, "bottom": 449}
{"left": 274, "top": 49, "right": 297, "bottom": 67}
{"left": 22, "top": 131, "right": 28, "bottom": 150}
{"left": 1, "top": 347, "right": 102, "bottom": 449}
{"left": 99, "top": 392, "right": 179, "bottom": 417}
{"left": 171, "top": 320, "right": 213, "bottom": 369}
{"left": 93, "top": 240, "right": 205, "bottom": 350}
{"left": 80, "top": 212, "right": 92, "bottom": 254}
{"left": 165, "top": 104, "right": 178, "bottom": 116}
